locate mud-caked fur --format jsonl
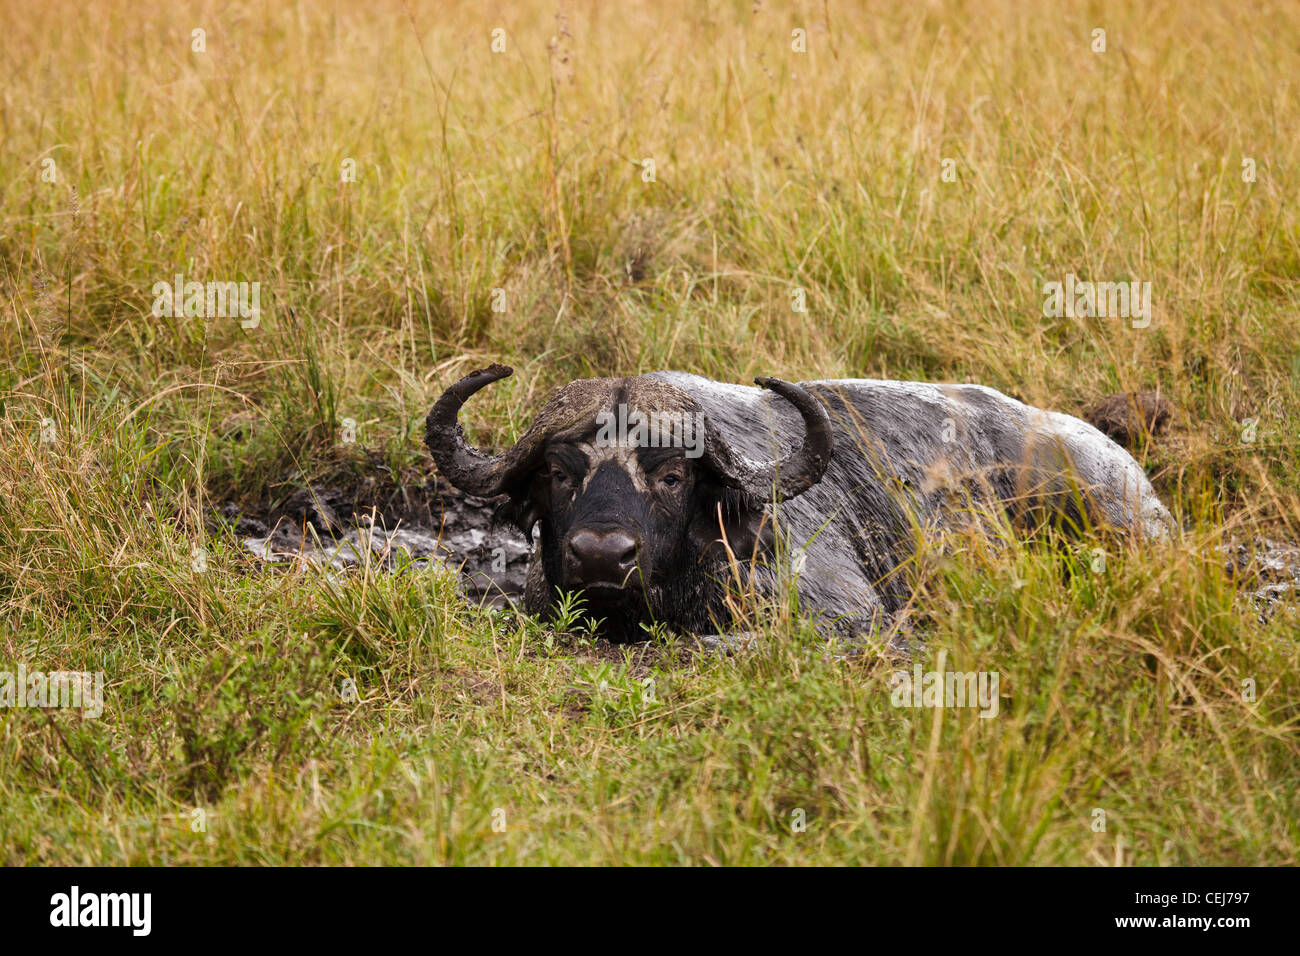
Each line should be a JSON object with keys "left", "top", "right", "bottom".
{"left": 426, "top": 369, "right": 1173, "bottom": 641}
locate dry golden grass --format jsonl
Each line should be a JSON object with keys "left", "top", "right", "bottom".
{"left": 0, "top": 0, "right": 1296, "bottom": 865}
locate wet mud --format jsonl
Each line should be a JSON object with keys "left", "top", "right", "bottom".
{"left": 212, "top": 456, "right": 1300, "bottom": 629}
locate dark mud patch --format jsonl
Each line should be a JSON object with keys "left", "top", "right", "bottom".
{"left": 207, "top": 449, "right": 531, "bottom": 606}
{"left": 531, "top": 630, "right": 696, "bottom": 675}
{"left": 1084, "top": 390, "right": 1176, "bottom": 449}
{"left": 211, "top": 450, "right": 1300, "bottom": 633}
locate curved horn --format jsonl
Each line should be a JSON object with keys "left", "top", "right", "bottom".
{"left": 424, "top": 363, "right": 516, "bottom": 496}
{"left": 705, "top": 377, "right": 834, "bottom": 502}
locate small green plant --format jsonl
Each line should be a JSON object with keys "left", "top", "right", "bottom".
{"left": 550, "top": 589, "right": 606, "bottom": 637}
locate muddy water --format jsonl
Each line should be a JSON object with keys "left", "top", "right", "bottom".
{"left": 222, "top": 482, "right": 1300, "bottom": 627}
{"left": 220, "top": 484, "right": 532, "bottom": 606}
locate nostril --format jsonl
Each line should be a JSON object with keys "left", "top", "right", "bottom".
{"left": 569, "top": 530, "right": 607, "bottom": 556}
{"left": 567, "top": 531, "right": 595, "bottom": 560}
{"left": 612, "top": 537, "right": 637, "bottom": 570}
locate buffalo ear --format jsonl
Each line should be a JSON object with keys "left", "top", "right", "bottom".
{"left": 493, "top": 471, "right": 548, "bottom": 543}
{"left": 689, "top": 490, "right": 773, "bottom": 564}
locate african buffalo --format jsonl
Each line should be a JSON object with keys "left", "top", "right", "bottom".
{"left": 425, "top": 365, "right": 1172, "bottom": 642}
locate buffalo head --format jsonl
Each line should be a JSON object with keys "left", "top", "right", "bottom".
{"left": 424, "top": 365, "right": 833, "bottom": 640}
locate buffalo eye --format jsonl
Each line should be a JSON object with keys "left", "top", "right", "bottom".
{"left": 652, "top": 463, "right": 687, "bottom": 492}
{"left": 545, "top": 463, "right": 572, "bottom": 488}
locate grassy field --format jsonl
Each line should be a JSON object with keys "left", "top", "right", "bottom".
{"left": 1, "top": 0, "right": 1298, "bottom": 865}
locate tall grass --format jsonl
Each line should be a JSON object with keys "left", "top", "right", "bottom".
{"left": 0, "top": 0, "right": 1296, "bottom": 864}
